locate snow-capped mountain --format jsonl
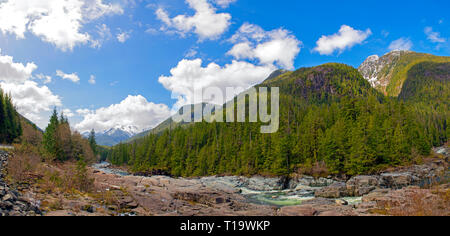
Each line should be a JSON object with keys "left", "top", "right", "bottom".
{"left": 83, "top": 125, "right": 143, "bottom": 146}
{"left": 358, "top": 50, "right": 410, "bottom": 89}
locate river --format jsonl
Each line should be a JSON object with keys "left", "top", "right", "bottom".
{"left": 92, "top": 162, "right": 362, "bottom": 207}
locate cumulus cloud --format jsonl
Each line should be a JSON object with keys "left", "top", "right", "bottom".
{"left": 388, "top": 38, "right": 413, "bottom": 51}
{"left": 0, "top": 0, "right": 124, "bottom": 51}
{"left": 213, "top": 0, "right": 237, "bottom": 8}
{"left": 313, "top": 25, "right": 372, "bottom": 55}
{"left": 0, "top": 81, "right": 62, "bottom": 125}
{"left": 56, "top": 70, "right": 81, "bottom": 83}
{"left": 75, "top": 95, "right": 171, "bottom": 133}
{"left": 0, "top": 50, "right": 61, "bottom": 127}
{"left": 0, "top": 49, "right": 37, "bottom": 84}
{"left": 156, "top": 0, "right": 232, "bottom": 40}
{"left": 227, "top": 23, "right": 302, "bottom": 69}
{"left": 424, "top": 27, "right": 446, "bottom": 43}
{"left": 158, "top": 59, "right": 275, "bottom": 108}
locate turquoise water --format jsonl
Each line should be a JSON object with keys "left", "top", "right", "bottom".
{"left": 241, "top": 188, "right": 314, "bottom": 206}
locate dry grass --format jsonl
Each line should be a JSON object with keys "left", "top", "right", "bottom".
{"left": 6, "top": 143, "right": 42, "bottom": 184}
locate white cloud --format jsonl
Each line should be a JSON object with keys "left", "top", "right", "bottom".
{"left": 117, "top": 30, "right": 132, "bottom": 43}
{"left": 0, "top": 0, "right": 124, "bottom": 51}
{"left": 313, "top": 25, "right": 372, "bottom": 55}
{"left": 388, "top": 38, "right": 413, "bottom": 51}
{"left": 75, "top": 95, "right": 171, "bottom": 133}
{"left": 1, "top": 81, "right": 62, "bottom": 126}
{"left": 0, "top": 49, "right": 61, "bottom": 128}
{"left": 89, "top": 75, "right": 96, "bottom": 84}
{"left": 35, "top": 74, "right": 52, "bottom": 84}
{"left": 156, "top": 0, "right": 232, "bottom": 40}
{"left": 213, "top": 0, "right": 237, "bottom": 8}
{"left": 56, "top": 70, "right": 80, "bottom": 83}
{"left": 0, "top": 49, "right": 37, "bottom": 84}
{"left": 424, "top": 27, "right": 446, "bottom": 43}
{"left": 62, "top": 109, "right": 75, "bottom": 118}
{"left": 227, "top": 23, "right": 302, "bottom": 69}
{"left": 76, "top": 108, "right": 91, "bottom": 115}
{"left": 158, "top": 59, "right": 275, "bottom": 108}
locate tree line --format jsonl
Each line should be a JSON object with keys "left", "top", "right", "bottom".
{"left": 0, "top": 88, "right": 22, "bottom": 144}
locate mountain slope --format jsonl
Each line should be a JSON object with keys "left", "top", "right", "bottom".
{"left": 88, "top": 125, "right": 141, "bottom": 146}
{"left": 399, "top": 61, "right": 450, "bottom": 104}
{"left": 127, "top": 103, "right": 209, "bottom": 143}
{"left": 107, "top": 62, "right": 449, "bottom": 177}
{"left": 358, "top": 50, "right": 450, "bottom": 96}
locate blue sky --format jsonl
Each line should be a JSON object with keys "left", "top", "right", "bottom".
{"left": 0, "top": 0, "right": 448, "bottom": 132}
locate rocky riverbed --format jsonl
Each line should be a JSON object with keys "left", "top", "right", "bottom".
{"left": 1, "top": 145, "right": 449, "bottom": 216}
{"left": 0, "top": 150, "right": 41, "bottom": 216}
{"left": 88, "top": 145, "right": 449, "bottom": 216}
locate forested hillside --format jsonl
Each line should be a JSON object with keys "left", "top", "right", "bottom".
{"left": 358, "top": 51, "right": 450, "bottom": 96}
{"left": 0, "top": 88, "right": 22, "bottom": 144}
{"left": 107, "top": 63, "right": 448, "bottom": 177}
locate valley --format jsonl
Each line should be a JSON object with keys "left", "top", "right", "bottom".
{"left": 0, "top": 50, "right": 449, "bottom": 217}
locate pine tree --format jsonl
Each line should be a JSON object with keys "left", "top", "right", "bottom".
{"left": 43, "top": 108, "right": 60, "bottom": 159}
{"left": 88, "top": 129, "right": 97, "bottom": 155}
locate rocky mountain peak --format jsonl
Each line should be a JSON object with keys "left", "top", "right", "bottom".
{"left": 358, "top": 50, "right": 412, "bottom": 89}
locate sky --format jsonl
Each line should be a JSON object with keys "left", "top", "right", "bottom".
{"left": 0, "top": 0, "right": 448, "bottom": 133}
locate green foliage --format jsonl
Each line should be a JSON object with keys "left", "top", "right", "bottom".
{"left": 42, "top": 108, "right": 96, "bottom": 163}
{"left": 108, "top": 63, "right": 448, "bottom": 177}
{"left": 381, "top": 52, "right": 450, "bottom": 96}
{"left": 88, "top": 129, "right": 97, "bottom": 155}
{"left": 0, "top": 88, "right": 22, "bottom": 144}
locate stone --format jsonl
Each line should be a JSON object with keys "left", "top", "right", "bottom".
{"left": 127, "top": 201, "right": 139, "bottom": 209}
{"left": 346, "top": 175, "right": 379, "bottom": 196}
{"left": 318, "top": 211, "right": 344, "bottom": 216}
{"left": 315, "top": 182, "right": 348, "bottom": 198}
{"left": 380, "top": 172, "right": 418, "bottom": 189}
{"left": 279, "top": 205, "right": 317, "bottom": 216}
{"left": 2, "top": 193, "right": 14, "bottom": 202}
{"left": 335, "top": 199, "right": 348, "bottom": 206}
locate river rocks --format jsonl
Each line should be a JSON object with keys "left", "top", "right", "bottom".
{"left": 0, "top": 151, "right": 42, "bottom": 216}
{"left": 379, "top": 172, "right": 419, "bottom": 189}
{"left": 314, "top": 182, "right": 348, "bottom": 198}
{"left": 335, "top": 199, "right": 348, "bottom": 206}
{"left": 314, "top": 157, "right": 449, "bottom": 198}
{"left": 346, "top": 175, "right": 379, "bottom": 196}
{"left": 288, "top": 176, "right": 336, "bottom": 189}
{"left": 247, "top": 176, "right": 289, "bottom": 191}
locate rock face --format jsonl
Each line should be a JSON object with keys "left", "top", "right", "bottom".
{"left": 358, "top": 50, "right": 411, "bottom": 92}
{"left": 0, "top": 151, "right": 41, "bottom": 216}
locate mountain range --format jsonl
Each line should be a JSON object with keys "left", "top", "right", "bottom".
{"left": 106, "top": 51, "right": 449, "bottom": 177}
{"left": 88, "top": 50, "right": 450, "bottom": 147}
{"left": 83, "top": 125, "right": 142, "bottom": 146}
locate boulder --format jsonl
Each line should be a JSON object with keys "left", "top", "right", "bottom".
{"left": 247, "top": 176, "right": 288, "bottom": 191}
{"left": 315, "top": 182, "right": 348, "bottom": 198}
{"left": 380, "top": 172, "right": 419, "bottom": 189}
{"left": 335, "top": 199, "right": 348, "bottom": 206}
{"left": 346, "top": 175, "right": 379, "bottom": 196}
